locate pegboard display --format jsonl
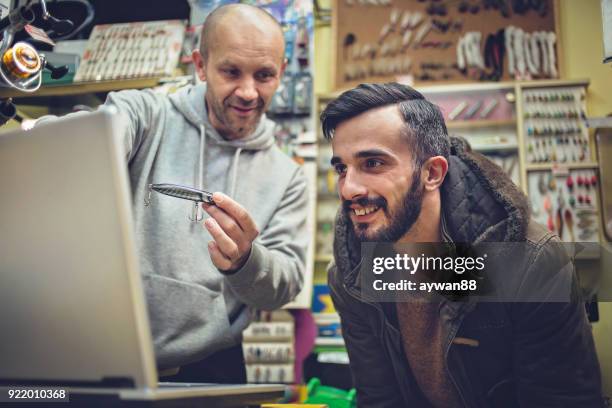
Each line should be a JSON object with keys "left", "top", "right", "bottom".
{"left": 74, "top": 20, "right": 185, "bottom": 82}
{"left": 333, "top": 0, "right": 559, "bottom": 89}
{"left": 528, "top": 169, "right": 600, "bottom": 243}
{"left": 522, "top": 86, "right": 589, "bottom": 164}
{"left": 423, "top": 87, "right": 515, "bottom": 122}
{"left": 422, "top": 86, "right": 519, "bottom": 184}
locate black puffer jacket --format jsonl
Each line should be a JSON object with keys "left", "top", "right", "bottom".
{"left": 328, "top": 137, "right": 603, "bottom": 407}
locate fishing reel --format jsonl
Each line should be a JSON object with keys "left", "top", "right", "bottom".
{"left": 0, "top": 0, "right": 73, "bottom": 93}
{"left": 0, "top": 0, "right": 74, "bottom": 125}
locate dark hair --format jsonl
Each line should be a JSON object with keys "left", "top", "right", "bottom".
{"left": 320, "top": 83, "right": 450, "bottom": 166}
{"left": 200, "top": 4, "right": 284, "bottom": 60}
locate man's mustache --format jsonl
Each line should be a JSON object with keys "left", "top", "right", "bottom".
{"left": 227, "top": 97, "right": 264, "bottom": 110}
{"left": 342, "top": 196, "right": 387, "bottom": 212}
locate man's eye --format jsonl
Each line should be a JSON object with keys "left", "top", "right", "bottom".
{"left": 223, "top": 69, "right": 239, "bottom": 77}
{"left": 365, "top": 159, "right": 383, "bottom": 168}
{"left": 334, "top": 165, "right": 346, "bottom": 175}
{"left": 256, "top": 71, "right": 274, "bottom": 81}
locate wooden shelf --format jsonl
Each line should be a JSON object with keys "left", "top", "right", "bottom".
{"left": 418, "top": 81, "right": 516, "bottom": 94}
{"left": 472, "top": 143, "right": 518, "bottom": 153}
{"left": 0, "top": 77, "right": 163, "bottom": 98}
{"left": 526, "top": 162, "right": 599, "bottom": 171}
{"left": 446, "top": 119, "right": 516, "bottom": 129}
{"left": 517, "top": 78, "right": 590, "bottom": 89}
{"left": 315, "top": 254, "right": 334, "bottom": 263}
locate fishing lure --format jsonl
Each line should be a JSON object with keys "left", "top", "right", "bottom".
{"left": 144, "top": 183, "right": 215, "bottom": 222}
{"left": 145, "top": 183, "right": 214, "bottom": 205}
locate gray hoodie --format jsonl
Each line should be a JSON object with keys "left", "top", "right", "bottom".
{"left": 101, "top": 83, "right": 307, "bottom": 369}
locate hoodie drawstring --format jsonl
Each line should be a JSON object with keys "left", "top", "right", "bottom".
{"left": 228, "top": 147, "right": 242, "bottom": 198}
{"left": 199, "top": 124, "right": 206, "bottom": 190}
{"left": 199, "top": 123, "right": 243, "bottom": 200}
{"left": 190, "top": 124, "right": 207, "bottom": 223}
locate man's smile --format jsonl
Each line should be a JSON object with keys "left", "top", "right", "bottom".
{"left": 350, "top": 204, "right": 382, "bottom": 223}
{"left": 230, "top": 105, "right": 257, "bottom": 116}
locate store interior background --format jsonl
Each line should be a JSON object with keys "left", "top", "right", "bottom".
{"left": 315, "top": 0, "right": 612, "bottom": 395}
{"left": 1, "top": 0, "right": 611, "bottom": 400}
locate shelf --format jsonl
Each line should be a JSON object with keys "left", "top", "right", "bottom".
{"left": 517, "top": 78, "right": 590, "bottom": 89}
{"left": 0, "top": 77, "right": 164, "bottom": 98}
{"left": 315, "top": 254, "right": 334, "bottom": 263}
{"left": 446, "top": 119, "right": 516, "bottom": 129}
{"left": 313, "top": 312, "right": 340, "bottom": 324}
{"left": 472, "top": 143, "right": 518, "bottom": 153}
{"left": 316, "top": 219, "right": 335, "bottom": 225}
{"left": 315, "top": 337, "right": 345, "bottom": 347}
{"left": 315, "top": 350, "right": 349, "bottom": 364}
{"left": 418, "top": 81, "right": 516, "bottom": 94}
{"left": 526, "top": 162, "right": 599, "bottom": 171}
{"left": 317, "top": 192, "right": 339, "bottom": 200}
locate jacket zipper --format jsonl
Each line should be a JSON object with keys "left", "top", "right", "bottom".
{"left": 445, "top": 323, "right": 471, "bottom": 408}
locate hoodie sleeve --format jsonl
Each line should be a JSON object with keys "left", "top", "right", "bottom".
{"left": 35, "top": 89, "right": 165, "bottom": 162}
{"left": 104, "top": 89, "right": 165, "bottom": 162}
{"left": 223, "top": 165, "right": 308, "bottom": 310}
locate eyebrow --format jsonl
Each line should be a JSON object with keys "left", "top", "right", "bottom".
{"left": 257, "top": 67, "right": 278, "bottom": 76}
{"left": 330, "top": 149, "right": 393, "bottom": 166}
{"left": 218, "top": 60, "right": 278, "bottom": 73}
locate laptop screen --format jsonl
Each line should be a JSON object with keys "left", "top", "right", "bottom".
{"left": 0, "top": 110, "right": 157, "bottom": 389}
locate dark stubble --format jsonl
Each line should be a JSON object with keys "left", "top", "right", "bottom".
{"left": 343, "top": 170, "right": 423, "bottom": 242}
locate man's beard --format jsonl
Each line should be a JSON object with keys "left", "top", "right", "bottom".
{"left": 208, "top": 91, "right": 264, "bottom": 138}
{"left": 343, "top": 170, "right": 424, "bottom": 242}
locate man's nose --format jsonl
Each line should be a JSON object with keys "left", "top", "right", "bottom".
{"left": 340, "top": 170, "right": 367, "bottom": 201}
{"left": 235, "top": 78, "right": 258, "bottom": 102}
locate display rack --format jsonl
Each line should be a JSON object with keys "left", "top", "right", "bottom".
{"left": 314, "top": 79, "right": 603, "bottom": 270}
{"left": 331, "top": 0, "right": 562, "bottom": 89}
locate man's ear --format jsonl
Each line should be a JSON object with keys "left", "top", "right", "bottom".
{"left": 192, "top": 49, "right": 207, "bottom": 82}
{"left": 422, "top": 156, "right": 448, "bottom": 192}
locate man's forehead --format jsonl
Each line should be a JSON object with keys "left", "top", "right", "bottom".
{"left": 336, "top": 105, "right": 403, "bottom": 135}
{"left": 333, "top": 105, "right": 406, "bottom": 150}
{"left": 208, "top": 26, "right": 284, "bottom": 63}
{"left": 212, "top": 43, "right": 282, "bottom": 62}
{"left": 208, "top": 11, "right": 284, "bottom": 51}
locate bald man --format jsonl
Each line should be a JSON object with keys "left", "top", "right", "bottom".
{"left": 57, "top": 4, "right": 307, "bottom": 383}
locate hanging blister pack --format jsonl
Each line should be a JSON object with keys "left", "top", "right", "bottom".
{"left": 292, "top": 72, "right": 312, "bottom": 115}
{"left": 269, "top": 74, "right": 294, "bottom": 115}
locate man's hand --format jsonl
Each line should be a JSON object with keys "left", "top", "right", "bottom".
{"left": 202, "top": 192, "right": 260, "bottom": 273}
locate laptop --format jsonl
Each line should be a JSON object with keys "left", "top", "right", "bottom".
{"left": 0, "top": 109, "right": 284, "bottom": 403}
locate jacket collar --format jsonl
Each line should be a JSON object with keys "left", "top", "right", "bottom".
{"left": 441, "top": 136, "right": 529, "bottom": 244}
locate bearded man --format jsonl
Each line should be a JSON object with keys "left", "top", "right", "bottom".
{"left": 320, "top": 83, "right": 602, "bottom": 407}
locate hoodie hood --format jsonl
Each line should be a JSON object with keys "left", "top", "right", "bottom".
{"left": 169, "top": 83, "right": 276, "bottom": 203}
{"left": 169, "top": 83, "right": 276, "bottom": 151}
